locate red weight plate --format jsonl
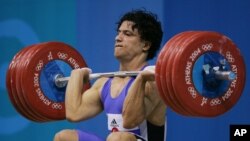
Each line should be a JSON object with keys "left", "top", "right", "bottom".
{"left": 155, "top": 35, "right": 177, "bottom": 109}
{"left": 6, "top": 46, "right": 29, "bottom": 117}
{"left": 172, "top": 31, "right": 246, "bottom": 117}
{"left": 16, "top": 43, "right": 52, "bottom": 121}
{"left": 19, "top": 42, "right": 68, "bottom": 121}
{"left": 17, "top": 45, "right": 50, "bottom": 121}
{"left": 18, "top": 42, "right": 66, "bottom": 121}
{"left": 155, "top": 32, "right": 186, "bottom": 113}
{"left": 171, "top": 32, "right": 214, "bottom": 116}
{"left": 171, "top": 32, "right": 217, "bottom": 117}
{"left": 160, "top": 32, "right": 192, "bottom": 115}
{"left": 163, "top": 31, "right": 201, "bottom": 116}
{"left": 172, "top": 31, "right": 213, "bottom": 116}
{"left": 168, "top": 32, "right": 207, "bottom": 116}
{"left": 21, "top": 43, "right": 71, "bottom": 121}
{"left": 6, "top": 46, "right": 36, "bottom": 120}
{"left": 155, "top": 42, "right": 169, "bottom": 105}
{"left": 21, "top": 42, "right": 90, "bottom": 120}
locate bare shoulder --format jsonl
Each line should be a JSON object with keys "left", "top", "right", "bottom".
{"left": 91, "top": 77, "right": 109, "bottom": 92}
{"left": 81, "top": 77, "right": 110, "bottom": 105}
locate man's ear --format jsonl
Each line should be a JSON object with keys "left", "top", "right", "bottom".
{"left": 142, "top": 41, "right": 151, "bottom": 52}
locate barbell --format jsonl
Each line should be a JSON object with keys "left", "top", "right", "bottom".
{"left": 54, "top": 65, "right": 235, "bottom": 88}
{"left": 6, "top": 31, "right": 246, "bottom": 122}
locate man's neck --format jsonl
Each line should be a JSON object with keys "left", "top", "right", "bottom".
{"left": 119, "top": 57, "right": 148, "bottom": 71}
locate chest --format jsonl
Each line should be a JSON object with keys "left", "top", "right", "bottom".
{"left": 110, "top": 77, "right": 131, "bottom": 98}
{"left": 101, "top": 77, "right": 134, "bottom": 113}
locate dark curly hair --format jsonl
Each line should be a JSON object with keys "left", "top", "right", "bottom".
{"left": 116, "top": 9, "right": 163, "bottom": 60}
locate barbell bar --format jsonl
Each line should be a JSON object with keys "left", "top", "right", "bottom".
{"left": 54, "top": 65, "right": 236, "bottom": 88}
{"left": 5, "top": 31, "right": 246, "bottom": 122}
{"left": 54, "top": 65, "right": 155, "bottom": 88}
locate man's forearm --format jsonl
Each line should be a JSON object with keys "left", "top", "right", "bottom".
{"left": 122, "top": 75, "right": 146, "bottom": 128}
{"left": 65, "top": 70, "right": 85, "bottom": 120}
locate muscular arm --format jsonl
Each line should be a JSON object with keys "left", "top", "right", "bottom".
{"left": 65, "top": 69, "right": 104, "bottom": 122}
{"left": 122, "top": 71, "right": 165, "bottom": 128}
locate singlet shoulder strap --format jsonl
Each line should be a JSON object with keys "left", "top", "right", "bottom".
{"left": 100, "top": 78, "right": 112, "bottom": 103}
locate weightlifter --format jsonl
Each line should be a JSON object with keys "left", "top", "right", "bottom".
{"left": 54, "top": 9, "right": 166, "bottom": 141}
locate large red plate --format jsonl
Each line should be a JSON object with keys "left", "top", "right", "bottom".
{"left": 172, "top": 31, "right": 246, "bottom": 117}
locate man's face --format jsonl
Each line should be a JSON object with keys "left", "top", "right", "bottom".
{"left": 114, "top": 21, "right": 146, "bottom": 61}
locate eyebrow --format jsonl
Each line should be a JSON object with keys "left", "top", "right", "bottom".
{"left": 117, "top": 29, "right": 137, "bottom": 35}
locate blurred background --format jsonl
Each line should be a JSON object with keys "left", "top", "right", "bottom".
{"left": 0, "top": 0, "right": 249, "bottom": 141}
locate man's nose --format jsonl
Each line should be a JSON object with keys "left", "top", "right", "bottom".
{"left": 115, "top": 33, "right": 122, "bottom": 42}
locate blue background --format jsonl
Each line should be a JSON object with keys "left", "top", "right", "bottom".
{"left": 0, "top": 0, "right": 249, "bottom": 141}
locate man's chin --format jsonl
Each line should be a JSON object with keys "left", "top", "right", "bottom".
{"left": 114, "top": 54, "right": 124, "bottom": 61}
